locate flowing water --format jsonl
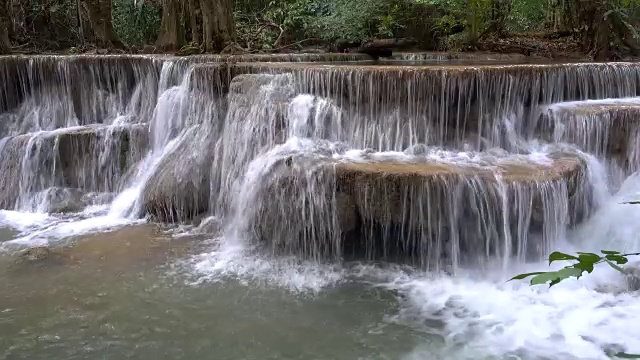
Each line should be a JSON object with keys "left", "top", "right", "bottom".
{"left": 1, "top": 54, "right": 640, "bottom": 359}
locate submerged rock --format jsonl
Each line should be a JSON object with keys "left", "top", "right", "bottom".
{"left": 19, "top": 247, "right": 52, "bottom": 262}
{"left": 9, "top": 246, "right": 69, "bottom": 271}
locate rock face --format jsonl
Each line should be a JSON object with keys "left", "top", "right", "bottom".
{"left": 35, "top": 187, "right": 85, "bottom": 213}
{"left": 231, "top": 62, "right": 640, "bottom": 151}
{"left": 538, "top": 100, "right": 640, "bottom": 174}
{"left": 142, "top": 127, "right": 213, "bottom": 223}
{"left": 623, "top": 262, "right": 640, "bottom": 291}
{"left": 249, "top": 150, "right": 592, "bottom": 266}
{"left": 5, "top": 54, "right": 639, "bottom": 270}
{"left": 0, "top": 124, "right": 148, "bottom": 210}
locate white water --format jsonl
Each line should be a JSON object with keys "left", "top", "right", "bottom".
{"left": 3, "top": 59, "right": 640, "bottom": 359}
{"left": 186, "top": 169, "right": 640, "bottom": 359}
{"left": 544, "top": 96, "right": 640, "bottom": 111}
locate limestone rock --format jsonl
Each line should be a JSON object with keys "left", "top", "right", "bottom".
{"left": 538, "top": 100, "right": 640, "bottom": 175}
{"left": 334, "top": 153, "right": 587, "bottom": 225}
{"left": 9, "top": 246, "right": 68, "bottom": 271}
{"left": 18, "top": 247, "right": 53, "bottom": 262}
{"left": 233, "top": 62, "right": 640, "bottom": 149}
{"left": 623, "top": 262, "right": 640, "bottom": 291}
{"left": 250, "top": 150, "right": 592, "bottom": 264}
{"left": 142, "top": 45, "right": 157, "bottom": 54}
{"left": 0, "top": 124, "right": 148, "bottom": 210}
{"left": 142, "top": 127, "right": 213, "bottom": 223}
{"left": 36, "top": 187, "right": 85, "bottom": 214}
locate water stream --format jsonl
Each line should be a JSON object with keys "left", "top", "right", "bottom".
{"left": 1, "top": 54, "right": 640, "bottom": 359}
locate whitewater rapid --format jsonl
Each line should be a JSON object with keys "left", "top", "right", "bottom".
{"left": 1, "top": 56, "right": 640, "bottom": 359}
{"left": 180, "top": 158, "right": 640, "bottom": 360}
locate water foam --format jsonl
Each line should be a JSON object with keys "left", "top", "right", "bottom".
{"left": 186, "top": 144, "right": 639, "bottom": 360}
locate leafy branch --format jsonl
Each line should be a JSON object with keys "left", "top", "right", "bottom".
{"left": 511, "top": 250, "right": 640, "bottom": 358}
{"left": 510, "top": 250, "right": 639, "bottom": 287}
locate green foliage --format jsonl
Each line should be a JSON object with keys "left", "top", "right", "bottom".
{"left": 234, "top": 0, "right": 322, "bottom": 50}
{"left": 512, "top": 249, "right": 640, "bottom": 358}
{"left": 311, "top": 0, "right": 406, "bottom": 42}
{"left": 11, "top": 0, "right": 81, "bottom": 48}
{"left": 234, "top": 0, "right": 422, "bottom": 49}
{"left": 112, "top": 0, "right": 160, "bottom": 47}
{"left": 506, "top": 0, "right": 546, "bottom": 33}
{"left": 511, "top": 250, "right": 637, "bottom": 287}
{"left": 415, "top": 0, "right": 467, "bottom": 39}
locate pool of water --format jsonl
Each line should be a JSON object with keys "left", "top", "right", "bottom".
{"left": 0, "top": 224, "right": 428, "bottom": 360}
{"left": 1, "top": 206, "right": 640, "bottom": 360}
{"left": 1, "top": 149, "right": 640, "bottom": 360}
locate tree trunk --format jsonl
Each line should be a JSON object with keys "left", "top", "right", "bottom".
{"left": 576, "top": 0, "right": 611, "bottom": 60}
{"left": 0, "top": 0, "right": 10, "bottom": 54}
{"left": 187, "top": 0, "right": 200, "bottom": 44}
{"left": 199, "top": 0, "right": 235, "bottom": 52}
{"left": 81, "top": 0, "right": 123, "bottom": 48}
{"left": 491, "top": 0, "right": 510, "bottom": 36}
{"left": 156, "top": 0, "right": 184, "bottom": 52}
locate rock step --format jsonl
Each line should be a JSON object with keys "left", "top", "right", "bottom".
{"left": 538, "top": 98, "right": 640, "bottom": 173}
{"left": 0, "top": 124, "right": 148, "bottom": 210}
{"left": 253, "top": 150, "right": 593, "bottom": 266}
{"left": 217, "top": 62, "right": 640, "bottom": 148}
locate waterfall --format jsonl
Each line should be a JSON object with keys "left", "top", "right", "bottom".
{"left": 1, "top": 54, "right": 639, "bottom": 270}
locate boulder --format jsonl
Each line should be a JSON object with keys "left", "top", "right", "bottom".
{"left": 142, "top": 127, "right": 213, "bottom": 223}
{"left": 250, "top": 155, "right": 354, "bottom": 259}
{"left": 35, "top": 187, "right": 85, "bottom": 214}
{"left": 8, "top": 246, "right": 69, "bottom": 272}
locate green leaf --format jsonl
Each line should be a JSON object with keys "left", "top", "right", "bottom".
{"left": 557, "top": 267, "right": 585, "bottom": 280}
{"left": 615, "top": 352, "right": 640, "bottom": 359}
{"left": 606, "top": 254, "right": 629, "bottom": 265}
{"left": 577, "top": 252, "right": 602, "bottom": 265}
{"left": 548, "top": 252, "right": 578, "bottom": 264}
{"left": 549, "top": 277, "right": 563, "bottom": 287}
{"left": 621, "top": 201, "right": 640, "bottom": 204}
{"left": 509, "top": 272, "right": 546, "bottom": 281}
{"left": 601, "top": 250, "right": 621, "bottom": 255}
{"left": 574, "top": 260, "right": 595, "bottom": 274}
{"left": 530, "top": 267, "right": 584, "bottom": 287}
{"left": 606, "top": 260, "right": 625, "bottom": 273}
{"left": 530, "top": 272, "right": 562, "bottom": 286}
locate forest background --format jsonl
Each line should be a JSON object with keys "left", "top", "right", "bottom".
{"left": 0, "top": 1, "right": 639, "bottom": 60}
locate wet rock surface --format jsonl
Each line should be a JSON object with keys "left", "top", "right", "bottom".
{"left": 251, "top": 151, "right": 592, "bottom": 265}
{"left": 623, "top": 262, "right": 640, "bottom": 291}
{"left": 1, "top": 53, "right": 638, "bottom": 268}
{"left": 36, "top": 187, "right": 85, "bottom": 213}
{"left": 538, "top": 100, "right": 640, "bottom": 175}
{"left": 0, "top": 124, "right": 148, "bottom": 210}
{"left": 142, "top": 127, "right": 213, "bottom": 223}
{"left": 8, "top": 247, "right": 69, "bottom": 272}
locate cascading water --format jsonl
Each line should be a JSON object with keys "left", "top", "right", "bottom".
{"left": 2, "top": 54, "right": 640, "bottom": 359}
